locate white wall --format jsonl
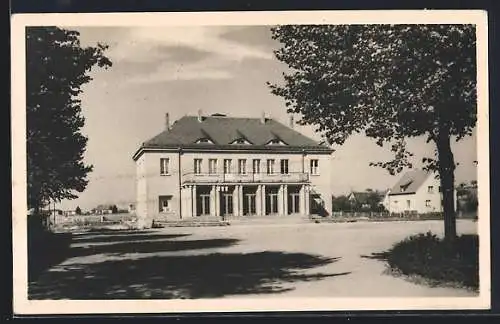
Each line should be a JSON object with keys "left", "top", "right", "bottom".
{"left": 413, "top": 175, "right": 443, "bottom": 213}
{"left": 387, "top": 175, "right": 458, "bottom": 214}
{"left": 136, "top": 149, "right": 333, "bottom": 220}
{"left": 135, "top": 154, "right": 148, "bottom": 221}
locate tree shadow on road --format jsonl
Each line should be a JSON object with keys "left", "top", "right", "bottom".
{"left": 29, "top": 251, "right": 348, "bottom": 299}
{"left": 360, "top": 252, "right": 391, "bottom": 261}
{"left": 28, "top": 231, "right": 234, "bottom": 282}
{"left": 70, "top": 237, "right": 240, "bottom": 258}
{"left": 72, "top": 233, "right": 191, "bottom": 244}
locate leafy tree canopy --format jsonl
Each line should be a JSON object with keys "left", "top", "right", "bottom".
{"left": 269, "top": 25, "right": 476, "bottom": 239}
{"left": 27, "top": 27, "right": 112, "bottom": 211}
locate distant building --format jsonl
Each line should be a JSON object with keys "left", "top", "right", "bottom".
{"left": 132, "top": 112, "right": 334, "bottom": 227}
{"left": 92, "top": 204, "right": 114, "bottom": 215}
{"left": 347, "top": 191, "right": 372, "bottom": 210}
{"left": 385, "top": 169, "right": 457, "bottom": 214}
{"left": 346, "top": 190, "right": 387, "bottom": 211}
{"left": 128, "top": 204, "right": 136, "bottom": 214}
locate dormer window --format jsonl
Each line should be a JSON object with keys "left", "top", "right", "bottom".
{"left": 195, "top": 138, "right": 214, "bottom": 144}
{"left": 266, "top": 138, "right": 286, "bottom": 145}
{"left": 231, "top": 138, "right": 252, "bottom": 145}
{"left": 399, "top": 180, "right": 413, "bottom": 192}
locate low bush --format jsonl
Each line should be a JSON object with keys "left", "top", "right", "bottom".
{"left": 386, "top": 232, "right": 479, "bottom": 289}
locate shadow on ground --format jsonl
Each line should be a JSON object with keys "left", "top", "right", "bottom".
{"left": 72, "top": 233, "right": 190, "bottom": 244}
{"left": 70, "top": 236, "right": 240, "bottom": 258}
{"left": 29, "top": 231, "right": 232, "bottom": 281}
{"left": 29, "top": 251, "right": 348, "bottom": 299}
{"left": 360, "top": 252, "right": 391, "bottom": 260}
{"left": 29, "top": 229, "right": 349, "bottom": 299}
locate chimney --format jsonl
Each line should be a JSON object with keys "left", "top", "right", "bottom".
{"left": 197, "top": 109, "right": 203, "bottom": 122}
{"left": 165, "top": 113, "right": 170, "bottom": 131}
{"left": 261, "top": 112, "right": 266, "bottom": 124}
{"left": 289, "top": 114, "right": 294, "bottom": 128}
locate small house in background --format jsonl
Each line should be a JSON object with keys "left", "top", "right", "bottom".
{"left": 92, "top": 204, "right": 114, "bottom": 215}
{"left": 347, "top": 191, "right": 372, "bottom": 210}
{"left": 64, "top": 210, "right": 77, "bottom": 216}
{"left": 386, "top": 169, "right": 456, "bottom": 214}
{"left": 346, "top": 190, "right": 387, "bottom": 212}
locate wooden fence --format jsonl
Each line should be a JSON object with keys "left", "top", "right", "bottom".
{"left": 50, "top": 213, "right": 135, "bottom": 226}
{"left": 327, "top": 211, "right": 477, "bottom": 220}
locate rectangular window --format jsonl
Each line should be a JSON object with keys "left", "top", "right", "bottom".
{"left": 267, "top": 159, "right": 275, "bottom": 174}
{"left": 160, "top": 158, "right": 169, "bottom": 175}
{"left": 158, "top": 195, "right": 172, "bottom": 213}
{"left": 208, "top": 159, "right": 217, "bottom": 174}
{"left": 310, "top": 159, "right": 319, "bottom": 175}
{"left": 280, "top": 159, "right": 289, "bottom": 174}
{"left": 194, "top": 159, "right": 202, "bottom": 174}
{"left": 406, "top": 200, "right": 411, "bottom": 209}
{"left": 252, "top": 159, "right": 260, "bottom": 174}
{"left": 238, "top": 159, "right": 247, "bottom": 175}
{"left": 223, "top": 159, "right": 232, "bottom": 174}
{"left": 428, "top": 186, "right": 434, "bottom": 193}
{"left": 425, "top": 200, "right": 431, "bottom": 207}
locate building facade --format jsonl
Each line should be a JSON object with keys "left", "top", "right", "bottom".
{"left": 132, "top": 112, "right": 334, "bottom": 226}
{"left": 385, "top": 169, "right": 457, "bottom": 214}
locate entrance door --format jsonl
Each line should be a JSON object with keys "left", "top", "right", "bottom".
{"left": 266, "top": 193, "right": 278, "bottom": 215}
{"left": 243, "top": 194, "right": 256, "bottom": 215}
{"left": 197, "top": 194, "right": 210, "bottom": 216}
{"left": 288, "top": 193, "right": 300, "bottom": 214}
{"left": 221, "top": 193, "right": 233, "bottom": 216}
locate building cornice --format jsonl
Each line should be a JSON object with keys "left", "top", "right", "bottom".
{"left": 132, "top": 145, "right": 333, "bottom": 161}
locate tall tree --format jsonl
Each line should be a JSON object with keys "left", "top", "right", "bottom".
{"left": 26, "top": 27, "right": 112, "bottom": 216}
{"left": 268, "top": 25, "right": 476, "bottom": 240}
{"left": 75, "top": 206, "right": 82, "bottom": 215}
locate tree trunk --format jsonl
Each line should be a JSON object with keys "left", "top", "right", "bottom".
{"left": 435, "top": 130, "right": 457, "bottom": 241}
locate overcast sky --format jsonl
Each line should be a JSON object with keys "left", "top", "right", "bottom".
{"left": 55, "top": 25, "right": 477, "bottom": 211}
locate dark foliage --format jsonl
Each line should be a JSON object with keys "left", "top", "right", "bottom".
{"left": 26, "top": 27, "right": 112, "bottom": 212}
{"left": 268, "top": 25, "right": 477, "bottom": 240}
{"left": 381, "top": 232, "right": 479, "bottom": 289}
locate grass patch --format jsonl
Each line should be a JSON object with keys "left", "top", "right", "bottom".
{"left": 381, "top": 232, "right": 479, "bottom": 290}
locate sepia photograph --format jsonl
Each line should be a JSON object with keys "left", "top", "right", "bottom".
{"left": 11, "top": 10, "right": 490, "bottom": 314}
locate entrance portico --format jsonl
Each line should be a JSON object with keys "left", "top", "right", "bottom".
{"left": 184, "top": 183, "right": 311, "bottom": 218}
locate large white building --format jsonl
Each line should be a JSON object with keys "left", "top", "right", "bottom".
{"left": 132, "top": 112, "right": 334, "bottom": 227}
{"left": 384, "top": 169, "right": 457, "bottom": 214}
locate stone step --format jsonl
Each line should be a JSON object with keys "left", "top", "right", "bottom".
{"left": 152, "top": 219, "right": 229, "bottom": 228}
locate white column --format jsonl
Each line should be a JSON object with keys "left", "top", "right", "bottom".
{"left": 210, "top": 185, "right": 216, "bottom": 216}
{"left": 283, "top": 185, "right": 288, "bottom": 215}
{"left": 192, "top": 185, "right": 197, "bottom": 217}
{"left": 233, "top": 186, "right": 240, "bottom": 216}
{"left": 256, "top": 185, "right": 262, "bottom": 216}
{"left": 299, "top": 185, "right": 306, "bottom": 215}
{"left": 305, "top": 185, "right": 310, "bottom": 216}
{"left": 215, "top": 186, "right": 220, "bottom": 217}
{"left": 238, "top": 185, "right": 244, "bottom": 216}
{"left": 278, "top": 185, "right": 284, "bottom": 215}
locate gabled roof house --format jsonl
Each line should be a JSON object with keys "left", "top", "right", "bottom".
{"left": 385, "top": 169, "right": 456, "bottom": 214}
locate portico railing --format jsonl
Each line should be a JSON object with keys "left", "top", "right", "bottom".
{"left": 182, "top": 172, "right": 310, "bottom": 185}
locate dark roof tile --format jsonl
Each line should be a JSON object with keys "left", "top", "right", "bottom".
{"left": 141, "top": 115, "right": 331, "bottom": 152}
{"left": 388, "top": 169, "right": 431, "bottom": 195}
